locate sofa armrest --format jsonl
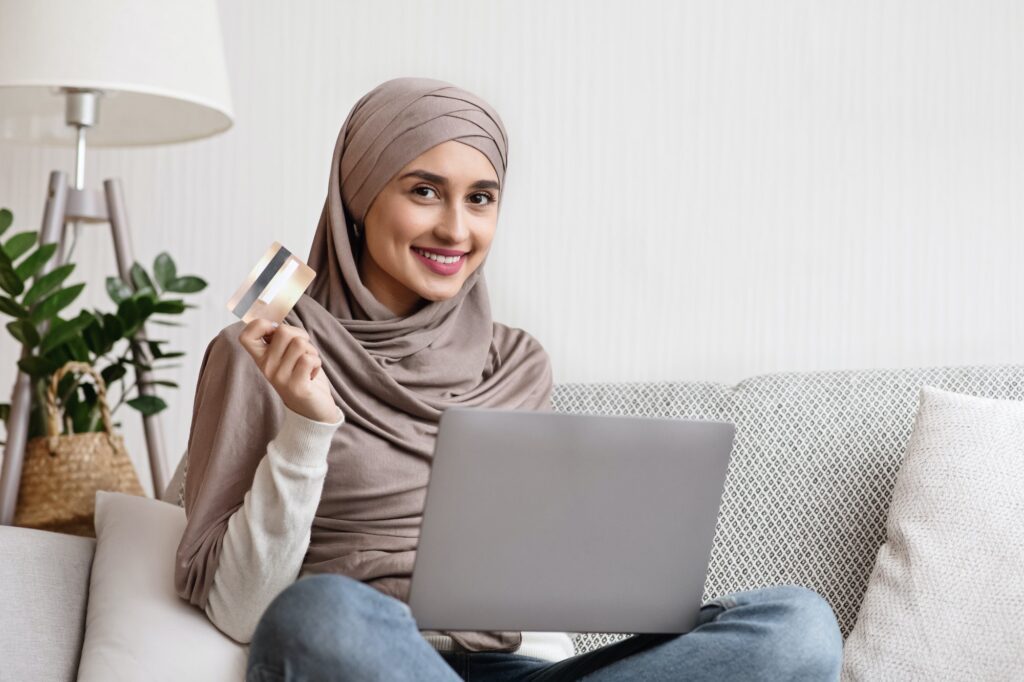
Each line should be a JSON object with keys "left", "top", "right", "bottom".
{"left": 0, "top": 524, "right": 96, "bottom": 682}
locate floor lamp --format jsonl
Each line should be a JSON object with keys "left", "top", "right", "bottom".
{"left": 0, "top": 0, "right": 235, "bottom": 525}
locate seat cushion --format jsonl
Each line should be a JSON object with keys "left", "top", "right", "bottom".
{"left": 0, "top": 524, "right": 95, "bottom": 682}
{"left": 76, "top": 491, "right": 247, "bottom": 681}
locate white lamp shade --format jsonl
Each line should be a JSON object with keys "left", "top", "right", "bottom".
{"left": 0, "top": 0, "right": 234, "bottom": 147}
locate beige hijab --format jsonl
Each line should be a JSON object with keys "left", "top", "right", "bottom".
{"left": 175, "top": 77, "right": 553, "bottom": 653}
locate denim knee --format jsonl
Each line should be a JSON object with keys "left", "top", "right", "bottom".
{"left": 752, "top": 584, "right": 843, "bottom": 679}
{"left": 249, "top": 573, "right": 413, "bottom": 670}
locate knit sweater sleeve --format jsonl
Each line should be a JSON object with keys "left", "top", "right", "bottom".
{"left": 202, "top": 403, "right": 344, "bottom": 644}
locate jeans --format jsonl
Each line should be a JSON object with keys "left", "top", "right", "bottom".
{"left": 246, "top": 573, "right": 843, "bottom": 681}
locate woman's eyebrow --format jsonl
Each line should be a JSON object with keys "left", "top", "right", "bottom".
{"left": 399, "top": 169, "right": 499, "bottom": 191}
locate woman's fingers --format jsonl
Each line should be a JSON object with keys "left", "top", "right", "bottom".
{"left": 276, "top": 336, "right": 315, "bottom": 387}
{"left": 238, "top": 318, "right": 278, "bottom": 360}
{"left": 239, "top": 319, "right": 313, "bottom": 378}
{"left": 261, "top": 325, "right": 306, "bottom": 376}
{"left": 296, "top": 352, "right": 322, "bottom": 383}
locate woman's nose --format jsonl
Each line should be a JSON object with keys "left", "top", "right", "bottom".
{"left": 437, "top": 208, "right": 471, "bottom": 242}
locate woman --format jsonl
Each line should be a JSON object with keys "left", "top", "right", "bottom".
{"left": 175, "top": 77, "right": 843, "bottom": 681}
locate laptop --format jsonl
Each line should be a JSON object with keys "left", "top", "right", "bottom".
{"left": 407, "top": 406, "right": 736, "bottom": 635}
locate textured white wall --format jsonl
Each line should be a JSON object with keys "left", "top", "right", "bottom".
{"left": 1, "top": 0, "right": 1022, "bottom": 494}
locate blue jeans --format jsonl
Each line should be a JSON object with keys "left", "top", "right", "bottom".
{"left": 247, "top": 573, "right": 843, "bottom": 681}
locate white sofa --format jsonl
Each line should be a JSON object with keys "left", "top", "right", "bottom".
{"left": 2, "top": 364, "right": 1020, "bottom": 680}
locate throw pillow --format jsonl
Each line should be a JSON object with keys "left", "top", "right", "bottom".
{"left": 841, "top": 385, "right": 1024, "bottom": 680}
{"left": 76, "top": 491, "right": 247, "bottom": 681}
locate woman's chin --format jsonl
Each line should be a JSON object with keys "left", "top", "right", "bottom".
{"left": 415, "top": 280, "right": 463, "bottom": 302}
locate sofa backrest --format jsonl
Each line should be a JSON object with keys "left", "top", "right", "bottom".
{"left": 166, "top": 364, "right": 1024, "bottom": 654}
{"left": 550, "top": 364, "right": 1024, "bottom": 653}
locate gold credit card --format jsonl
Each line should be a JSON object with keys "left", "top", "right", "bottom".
{"left": 226, "top": 241, "right": 316, "bottom": 324}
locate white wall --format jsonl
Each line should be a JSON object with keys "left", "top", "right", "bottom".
{"left": 1, "top": 0, "right": 1022, "bottom": 495}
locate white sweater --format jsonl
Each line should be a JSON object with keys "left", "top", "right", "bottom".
{"left": 202, "top": 403, "right": 576, "bottom": 663}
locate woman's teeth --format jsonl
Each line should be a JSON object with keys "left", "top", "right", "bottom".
{"left": 413, "top": 247, "right": 463, "bottom": 264}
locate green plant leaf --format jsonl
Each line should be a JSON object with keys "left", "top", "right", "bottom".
{"left": 67, "top": 335, "right": 91, "bottom": 361}
{"left": 0, "top": 250, "right": 23, "bottom": 296}
{"left": 105, "top": 276, "right": 133, "bottom": 304}
{"left": 130, "top": 262, "right": 156, "bottom": 294}
{"left": 81, "top": 382, "right": 97, "bottom": 403}
{"left": 40, "top": 311, "right": 95, "bottom": 355}
{"left": 0, "top": 295, "right": 28, "bottom": 318}
{"left": 17, "top": 354, "right": 61, "bottom": 379}
{"left": 82, "top": 318, "right": 107, "bottom": 355}
{"left": 0, "top": 402, "right": 9, "bottom": 421}
{"left": 165, "top": 275, "right": 206, "bottom": 293}
{"left": 153, "top": 252, "right": 176, "bottom": 291}
{"left": 67, "top": 397, "right": 93, "bottom": 435}
{"left": 148, "top": 318, "right": 183, "bottom": 327}
{"left": 6, "top": 318, "right": 40, "bottom": 348}
{"left": 153, "top": 299, "right": 186, "bottom": 314}
{"left": 2, "top": 230, "right": 38, "bottom": 261}
{"left": 117, "top": 298, "right": 139, "bottom": 334}
{"left": 0, "top": 208, "right": 12, "bottom": 236}
{"left": 156, "top": 351, "right": 185, "bottom": 359}
{"left": 126, "top": 394, "right": 167, "bottom": 416}
{"left": 24, "top": 263, "right": 74, "bottom": 307}
{"left": 52, "top": 344, "right": 74, "bottom": 367}
{"left": 141, "top": 379, "right": 179, "bottom": 389}
{"left": 145, "top": 339, "right": 166, "bottom": 358}
{"left": 14, "top": 242, "right": 58, "bottom": 282}
{"left": 134, "top": 295, "right": 154, "bottom": 319}
{"left": 28, "top": 282, "right": 85, "bottom": 324}
{"left": 101, "top": 313, "right": 124, "bottom": 344}
{"left": 101, "top": 363, "right": 127, "bottom": 385}
{"left": 130, "top": 359, "right": 154, "bottom": 371}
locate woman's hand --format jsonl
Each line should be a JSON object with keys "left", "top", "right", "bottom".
{"left": 238, "top": 318, "right": 342, "bottom": 423}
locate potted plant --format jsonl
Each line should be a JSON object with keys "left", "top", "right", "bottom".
{"left": 0, "top": 206, "right": 207, "bottom": 443}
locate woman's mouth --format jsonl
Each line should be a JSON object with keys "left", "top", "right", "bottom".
{"left": 411, "top": 246, "right": 467, "bottom": 276}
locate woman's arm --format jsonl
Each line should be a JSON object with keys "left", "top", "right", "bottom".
{"left": 201, "top": 403, "right": 344, "bottom": 644}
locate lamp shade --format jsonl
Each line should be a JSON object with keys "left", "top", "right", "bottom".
{"left": 0, "top": 0, "right": 234, "bottom": 147}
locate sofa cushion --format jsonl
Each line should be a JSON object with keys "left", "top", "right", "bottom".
{"left": 0, "top": 524, "right": 95, "bottom": 682}
{"left": 840, "top": 385, "right": 1024, "bottom": 679}
{"left": 76, "top": 491, "right": 247, "bottom": 682}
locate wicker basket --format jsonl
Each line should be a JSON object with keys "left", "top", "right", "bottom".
{"left": 14, "top": 360, "right": 146, "bottom": 537}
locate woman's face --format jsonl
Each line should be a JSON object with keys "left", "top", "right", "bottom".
{"left": 358, "top": 140, "right": 501, "bottom": 317}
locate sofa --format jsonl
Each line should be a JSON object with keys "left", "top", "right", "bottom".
{"left": 3, "top": 363, "right": 1021, "bottom": 681}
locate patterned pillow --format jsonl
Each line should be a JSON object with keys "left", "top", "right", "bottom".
{"left": 841, "top": 385, "right": 1024, "bottom": 679}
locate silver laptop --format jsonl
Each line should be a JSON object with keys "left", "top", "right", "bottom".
{"left": 407, "top": 407, "right": 736, "bottom": 635}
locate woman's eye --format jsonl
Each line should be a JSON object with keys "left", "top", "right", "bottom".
{"left": 470, "top": 192, "right": 496, "bottom": 205}
{"left": 413, "top": 186, "right": 438, "bottom": 199}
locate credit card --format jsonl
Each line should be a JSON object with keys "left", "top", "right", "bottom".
{"left": 226, "top": 241, "right": 316, "bottom": 325}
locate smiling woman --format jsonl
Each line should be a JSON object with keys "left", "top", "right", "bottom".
{"left": 175, "top": 76, "right": 565, "bottom": 671}
{"left": 356, "top": 140, "right": 503, "bottom": 317}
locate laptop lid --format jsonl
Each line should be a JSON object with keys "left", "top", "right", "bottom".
{"left": 407, "top": 407, "right": 735, "bottom": 634}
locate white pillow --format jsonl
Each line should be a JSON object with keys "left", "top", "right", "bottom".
{"left": 841, "top": 385, "right": 1024, "bottom": 680}
{"left": 77, "top": 491, "right": 248, "bottom": 681}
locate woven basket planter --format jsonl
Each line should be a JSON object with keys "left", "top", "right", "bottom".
{"left": 14, "top": 360, "right": 146, "bottom": 537}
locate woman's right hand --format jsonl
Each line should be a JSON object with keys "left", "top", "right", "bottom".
{"left": 238, "top": 318, "right": 342, "bottom": 424}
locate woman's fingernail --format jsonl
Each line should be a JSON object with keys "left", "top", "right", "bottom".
{"left": 270, "top": 322, "right": 279, "bottom": 328}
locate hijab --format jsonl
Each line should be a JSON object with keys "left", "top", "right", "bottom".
{"left": 175, "top": 77, "right": 553, "bottom": 654}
